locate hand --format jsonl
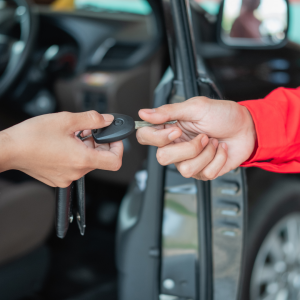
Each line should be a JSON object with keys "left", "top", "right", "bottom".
{"left": 0, "top": 111, "right": 123, "bottom": 187}
{"left": 136, "top": 97, "right": 256, "bottom": 180}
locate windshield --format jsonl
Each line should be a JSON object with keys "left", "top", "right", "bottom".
{"left": 33, "top": 0, "right": 152, "bottom": 15}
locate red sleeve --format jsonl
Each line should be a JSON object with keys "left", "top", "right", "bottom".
{"left": 239, "top": 87, "right": 300, "bottom": 173}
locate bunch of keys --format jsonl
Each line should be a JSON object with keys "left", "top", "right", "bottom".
{"left": 55, "top": 113, "right": 177, "bottom": 238}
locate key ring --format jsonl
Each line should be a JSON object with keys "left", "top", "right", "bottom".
{"left": 77, "top": 130, "right": 92, "bottom": 141}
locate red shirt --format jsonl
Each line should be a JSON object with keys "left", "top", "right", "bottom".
{"left": 239, "top": 87, "right": 300, "bottom": 173}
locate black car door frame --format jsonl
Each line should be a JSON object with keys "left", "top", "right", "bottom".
{"left": 117, "top": 1, "right": 247, "bottom": 300}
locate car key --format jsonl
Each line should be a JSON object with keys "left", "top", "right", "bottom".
{"left": 92, "top": 113, "right": 136, "bottom": 144}
{"left": 79, "top": 113, "right": 177, "bottom": 143}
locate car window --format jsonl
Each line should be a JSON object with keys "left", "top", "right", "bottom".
{"left": 33, "top": 0, "right": 152, "bottom": 15}
{"left": 193, "top": 0, "right": 300, "bottom": 45}
{"left": 289, "top": 0, "right": 300, "bottom": 44}
{"left": 73, "top": 0, "right": 152, "bottom": 15}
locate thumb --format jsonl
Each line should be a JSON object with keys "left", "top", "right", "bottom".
{"left": 139, "top": 97, "right": 209, "bottom": 124}
{"left": 65, "top": 111, "right": 114, "bottom": 132}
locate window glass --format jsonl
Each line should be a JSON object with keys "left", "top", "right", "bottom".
{"left": 193, "top": 0, "right": 300, "bottom": 45}
{"left": 33, "top": 0, "right": 152, "bottom": 15}
{"left": 192, "top": 0, "right": 221, "bottom": 15}
{"left": 289, "top": 0, "right": 300, "bottom": 44}
{"left": 73, "top": 0, "right": 152, "bottom": 15}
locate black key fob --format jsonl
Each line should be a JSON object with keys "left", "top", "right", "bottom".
{"left": 74, "top": 176, "right": 86, "bottom": 236}
{"left": 92, "top": 113, "right": 135, "bottom": 144}
{"left": 55, "top": 182, "right": 74, "bottom": 239}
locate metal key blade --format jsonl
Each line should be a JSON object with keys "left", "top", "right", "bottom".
{"left": 135, "top": 120, "right": 177, "bottom": 129}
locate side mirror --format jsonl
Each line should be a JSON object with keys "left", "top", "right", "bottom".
{"left": 217, "top": 0, "right": 289, "bottom": 49}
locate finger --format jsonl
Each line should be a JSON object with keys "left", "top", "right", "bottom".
{"left": 88, "top": 141, "right": 124, "bottom": 171}
{"left": 64, "top": 111, "right": 114, "bottom": 133}
{"left": 175, "top": 139, "right": 218, "bottom": 178}
{"left": 81, "top": 129, "right": 92, "bottom": 137}
{"left": 156, "top": 134, "right": 209, "bottom": 166}
{"left": 196, "top": 143, "right": 228, "bottom": 181}
{"left": 105, "top": 141, "right": 124, "bottom": 159}
{"left": 138, "top": 97, "right": 209, "bottom": 124}
{"left": 136, "top": 126, "right": 182, "bottom": 147}
{"left": 83, "top": 138, "right": 95, "bottom": 148}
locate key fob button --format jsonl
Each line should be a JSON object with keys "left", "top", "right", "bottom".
{"left": 92, "top": 113, "right": 135, "bottom": 144}
{"left": 114, "top": 118, "right": 124, "bottom": 126}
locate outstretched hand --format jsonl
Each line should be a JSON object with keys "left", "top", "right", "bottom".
{"left": 0, "top": 111, "right": 123, "bottom": 187}
{"left": 137, "top": 97, "right": 256, "bottom": 180}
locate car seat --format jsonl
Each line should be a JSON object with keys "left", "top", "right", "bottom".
{"left": 0, "top": 179, "right": 55, "bottom": 300}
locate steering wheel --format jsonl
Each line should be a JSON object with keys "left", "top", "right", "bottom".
{"left": 0, "top": 0, "right": 37, "bottom": 99}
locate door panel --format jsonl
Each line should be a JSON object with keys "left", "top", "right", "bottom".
{"left": 211, "top": 168, "right": 247, "bottom": 300}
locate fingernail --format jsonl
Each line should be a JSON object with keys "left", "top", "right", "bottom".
{"left": 102, "top": 114, "right": 114, "bottom": 122}
{"left": 212, "top": 138, "right": 218, "bottom": 148}
{"left": 141, "top": 109, "right": 156, "bottom": 114}
{"left": 201, "top": 135, "right": 209, "bottom": 147}
{"left": 168, "top": 130, "right": 178, "bottom": 140}
{"left": 221, "top": 143, "right": 228, "bottom": 150}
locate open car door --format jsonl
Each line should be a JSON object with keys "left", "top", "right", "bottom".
{"left": 116, "top": 1, "right": 247, "bottom": 299}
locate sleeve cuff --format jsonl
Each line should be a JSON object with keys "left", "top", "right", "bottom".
{"left": 238, "top": 99, "right": 287, "bottom": 167}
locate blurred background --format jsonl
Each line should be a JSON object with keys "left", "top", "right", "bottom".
{"left": 1, "top": 0, "right": 300, "bottom": 300}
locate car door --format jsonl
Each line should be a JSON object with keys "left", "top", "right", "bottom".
{"left": 116, "top": 1, "right": 247, "bottom": 300}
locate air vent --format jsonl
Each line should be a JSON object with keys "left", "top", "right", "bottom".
{"left": 101, "top": 43, "right": 139, "bottom": 62}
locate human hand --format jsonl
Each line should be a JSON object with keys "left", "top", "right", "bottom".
{"left": 137, "top": 97, "right": 256, "bottom": 180}
{"left": 0, "top": 111, "right": 123, "bottom": 187}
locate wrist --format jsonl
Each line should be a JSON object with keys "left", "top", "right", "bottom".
{"left": 240, "top": 105, "right": 258, "bottom": 161}
{"left": 0, "top": 130, "right": 15, "bottom": 172}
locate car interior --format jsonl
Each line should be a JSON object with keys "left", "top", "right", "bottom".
{"left": 0, "top": 0, "right": 166, "bottom": 299}
{"left": 1, "top": 0, "right": 300, "bottom": 300}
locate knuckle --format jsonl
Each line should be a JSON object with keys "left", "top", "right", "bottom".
{"left": 208, "top": 143, "right": 217, "bottom": 158}
{"left": 200, "top": 96, "right": 209, "bottom": 102}
{"left": 202, "top": 169, "right": 216, "bottom": 181}
{"left": 158, "top": 104, "right": 168, "bottom": 113}
{"left": 199, "top": 176, "right": 209, "bottom": 181}
{"left": 60, "top": 112, "right": 73, "bottom": 127}
{"left": 179, "top": 164, "right": 193, "bottom": 178}
{"left": 190, "top": 142, "right": 199, "bottom": 157}
{"left": 136, "top": 131, "right": 146, "bottom": 145}
{"left": 221, "top": 149, "right": 228, "bottom": 160}
{"left": 86, "top": 110, "right": 102, "bottom": 124}
{"left": 156, "top": 149, "right": 168, "bottom": 166}
{"left": 189, "top": 96, "right": 208, "bottom": 105}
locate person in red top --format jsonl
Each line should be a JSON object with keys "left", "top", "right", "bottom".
{"left": 136, "top": 87, "right": 300, "bottom": 180}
